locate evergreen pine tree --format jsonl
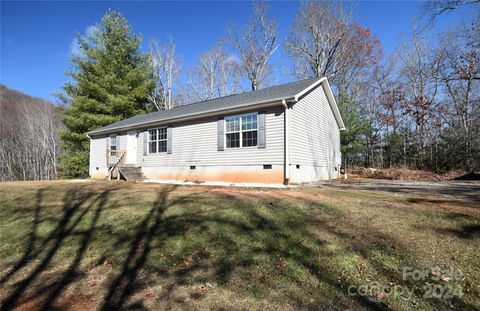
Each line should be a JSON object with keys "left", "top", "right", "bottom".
{"left": 58, "top": 10, "right": 155, "bottom": 177}
{"left": 338, "top": 94, "right": 369, "bottom": 167}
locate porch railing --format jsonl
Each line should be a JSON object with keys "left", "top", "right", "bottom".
{"left": 106, "top": 149, "right": 126, "bottom": 166}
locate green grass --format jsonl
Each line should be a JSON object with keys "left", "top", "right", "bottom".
{"left": 0, "top": 180, "right": 478, "bottom": 310}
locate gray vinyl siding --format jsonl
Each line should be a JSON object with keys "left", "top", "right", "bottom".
{"left": 139, "top": 107, "right": 284, "bottom": 167}
{"left": 290, "top": 85, "right": 340, "bottom": 167}
{"left": 89, "top": 136, "right": 108, "bottom": 175}
{"left": 89, "top": 134, "right": 129, "bottom": 174}
{"left": 118, "top": 134, "right": 127, "bottom": 154}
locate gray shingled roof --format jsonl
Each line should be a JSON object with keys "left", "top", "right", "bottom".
{"left": 86, "top": 76, "right": 322, "bottom": 135}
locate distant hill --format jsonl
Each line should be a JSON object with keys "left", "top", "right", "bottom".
{"left": 0, "top": 84, "right": 58, "bottom": 111}
{"left": 0, "top": 85, "right": 63, "bottom": 181}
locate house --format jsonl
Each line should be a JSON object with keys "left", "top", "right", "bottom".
{"left": 86, "top": 76, "right": 345, "bottom": 185}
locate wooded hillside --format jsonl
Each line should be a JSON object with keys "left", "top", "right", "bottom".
{"left": 0, "top": 85, "right": 62, "bottom": 181}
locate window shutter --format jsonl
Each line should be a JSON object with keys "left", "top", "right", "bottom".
{"left": 143, "top": 131, "right": 148, "bottom": 156}
{"left": 217, "top": 118, "right": 224, "bottom": 151}
{"left": 106, "top": 136, "right": 110, "bottom": 150}
{"left": 116, "top": 135, "right": 120, "bottom": 150}
{"left": 258, "top": 111, "right": 266, "bottom": 148}
{"left": 167, "top": 126, "right": 172, "bottom": 154}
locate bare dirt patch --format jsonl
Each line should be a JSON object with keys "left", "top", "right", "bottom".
{"left": 347, "top": 167, "right": 469, "bottom": 181}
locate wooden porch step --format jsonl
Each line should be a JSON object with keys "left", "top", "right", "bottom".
{"left": 118, "top": 166, "right": 145, "bottom": 182}
{"left": 108, "top": 166, "right": 145, "bottom": 182}
{"left": 117, "top": 164, "right": 139, "bottom": 168}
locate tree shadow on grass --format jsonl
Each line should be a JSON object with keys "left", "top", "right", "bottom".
{"left": 1, "top": 183, "right": 186, "bottom": 311}
{"left": 1, "top": 186, "right": 111, "bottom": 311}
{"left": 95, "top": 188, "right": 479, "bottom": 311}
{"left": 431, "top": 224, "right": 480, "bottom": 239}
{"left": 2, "top": 184, "right": 478, "bottom": 311}
{"left": 0, "top": 188, "right": 45, "bottom": 286}
{"left": 111, "top": 191, "right": 392, "bottom": 310}
{"left": 99, "top": 185, "right": 178, "bottom": 310}
{"left": 157, "top": 190, "right": 479, "bottom": 311}
{"left": 415, "top": 211, "right": 480, "bottom": 239}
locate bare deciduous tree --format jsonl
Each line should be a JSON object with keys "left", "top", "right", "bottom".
{"left": 434, "top": 17, "right": 480, "bottom": 165}
{"left": 285, "top": 2, "right": 380, "bottom": 93}
{"left": 182, "top": 43, "right": 241, "bottom": 103}
{"left": 285, "top": 1, "right": 350, "bottom": 79}
{"left": 420, "top": 0, "right": 480, "bottom": 25}
{"left": 398, "top": 34, "right": 440, "bottom": 165}
{"left": 0, "top": 85, "right": 62, "bottom": 181}
{"left": 148, "top": 36, "right": 182, "bottom": 110}
{"left": 228, "top": 1, "right": 278, "bottom": 91}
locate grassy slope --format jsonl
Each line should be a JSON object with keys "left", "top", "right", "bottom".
{"left": 0, "top": 180, "right": 478, "bottom": 310}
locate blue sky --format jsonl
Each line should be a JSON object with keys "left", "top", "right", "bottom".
{"left": 0, "top": 1, "right": 472, "bottom": 102}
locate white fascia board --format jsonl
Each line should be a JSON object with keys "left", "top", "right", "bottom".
{"left": 294, "top": 77, "right": 326, "bottom": 102}
{"left": 321, "top": 78, "right": 346, "bottom": 130}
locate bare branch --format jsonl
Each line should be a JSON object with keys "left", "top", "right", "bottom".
{"left": 227, "top": 1, "right": 278, "bottom": 90}
{"left": 148, "top": 36, "right": 182, "bottom": 110}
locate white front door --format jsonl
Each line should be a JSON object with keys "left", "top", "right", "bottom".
{"left": 126, "top": 131, "right": 138, "bottom": 164}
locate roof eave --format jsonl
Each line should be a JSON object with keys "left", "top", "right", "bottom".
{"left": 85, "top": 97, "right": 294, "bottom": 136}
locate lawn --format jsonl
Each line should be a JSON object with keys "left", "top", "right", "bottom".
{"left": 0, "top": 180, "right": 478, "bottom": 310}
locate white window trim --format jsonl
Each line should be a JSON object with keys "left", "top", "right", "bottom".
{"left": 224, "top": 112, "right": 258, "bottom": 149}
{"left": 109, "top": 134, "right": 117, "bottom": 150}
{"left": 147, "top": 127, "right": 168, "bottom": 154}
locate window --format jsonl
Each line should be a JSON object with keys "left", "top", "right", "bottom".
{"left": 148, "top": 128, "right": 167, "bottom": 153}
{"left": 225, "top": 113, "right": 257, "bottom": 148}
{"left": 109, "top": 135, "right": 117, "bottom": 156}
{"left": 109, "top": 135, "right": 117, "bottom": 151}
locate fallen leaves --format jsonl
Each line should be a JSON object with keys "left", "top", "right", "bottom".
{"left": 199, "top": 282, "right": 213, "bottom": 292}
{"left": 276, "top": 260, "right": 287, "bottom": 270}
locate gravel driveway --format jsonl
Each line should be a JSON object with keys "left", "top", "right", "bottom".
{"left": 323, "top": 179, "right": 480, "bottom": 204}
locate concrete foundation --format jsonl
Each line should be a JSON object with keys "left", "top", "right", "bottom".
{"left": 91, "top": 169, "right": 109, "bottom": 179}
{"left": 91, "top": 164, "right": 340, "bottom": 184}
{"left": 289, "top": 165, "right": 340, "bottom": 183}
{"left": 142, "top": 165, "right": 284, "bottom": 184}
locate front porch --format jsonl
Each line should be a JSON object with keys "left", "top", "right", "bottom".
{"left": 106, "top": 149, "right": 144, "bottom": 181}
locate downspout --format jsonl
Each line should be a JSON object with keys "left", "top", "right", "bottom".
{"left": 282, "top": 99, "right": 290, "bottom": 185}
